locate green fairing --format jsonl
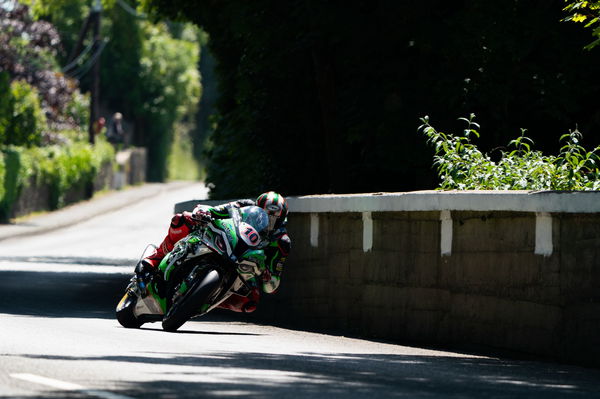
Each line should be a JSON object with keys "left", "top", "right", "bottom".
{"left": 212, "top": 219, "right": 238, "bottom": 250}
{"left": 147, "top": 280, "right": 167, "bottom": 312}
{"left": 158, "top": 233, "right": 196, "bottom": 280}
{"left": 211, "top": 207, "right": 229, "bottom": 218}
{"left": 242, "top": 249, "right": 266, "bottom": 268}
{"left": 158, "top": 256, "right": 169, "bottom": 275}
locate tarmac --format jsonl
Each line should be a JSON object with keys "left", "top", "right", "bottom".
{"left": 0, "top": 182, "right": 191, "bottom": 242}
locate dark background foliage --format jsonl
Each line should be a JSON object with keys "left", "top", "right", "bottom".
{"left": 146, "top": 0, "right": 600, "bottom": 198}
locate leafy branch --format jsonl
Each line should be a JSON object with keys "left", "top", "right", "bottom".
{"left": 419, "top": 115, "right": 600, "bottom": 190}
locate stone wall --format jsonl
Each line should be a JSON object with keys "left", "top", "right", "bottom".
{"left": 179, "top": 191, "right": 600, "bottom": 367}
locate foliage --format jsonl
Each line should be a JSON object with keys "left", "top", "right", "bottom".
{"left": 0, "top": 2, "right": 86, "bottom": 136}
{"left": 564, "top": 0, "right": 600, "bottom": 49}
{"left": 167, "top": 122, "right": 202, "bottom": 181}
{"left": 0, "top": 139, "right": 115, "bottom": 220}
{"left": 28, "top": 0, "right": 202, "bottom": 181}
{"left": 136, "top": 21, "right": 201, "bottom": 181}
{"left": 0, "top": 72, "right": 11, "bottom": 143}
{"left": 1, "top": 79, "right": 47, "bottom": 147}
{"left": 419, "top": 115, "right": 600, "bottom": 190}
{"left": 143, "top": 0, "right": 600, "bottom": 198}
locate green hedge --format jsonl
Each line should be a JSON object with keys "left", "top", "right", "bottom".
{"left": 0, "top": 139, "right": 115, "bottom": 221}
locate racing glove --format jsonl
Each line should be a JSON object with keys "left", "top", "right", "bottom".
{"left": 191, "top": 205, "right": 213, "bottom": 226}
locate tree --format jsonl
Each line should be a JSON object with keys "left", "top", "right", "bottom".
{"left": 22, "top": 0, "right": 202, "bottom": 181}
{"left": 135, "top": 22, "right": 201, "bottom": 181}
{"left": 142, "top": 0, "right": 600, "bottom": 198}
{"left": 564, "top": 1, "right": 600, "bottom": 49}
{"left": 0, "top": 2, "right": 85, "bottom": 138}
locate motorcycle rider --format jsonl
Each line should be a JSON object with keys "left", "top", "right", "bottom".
{"left": 136, "top": 191, "right": 291, "bottom": 313}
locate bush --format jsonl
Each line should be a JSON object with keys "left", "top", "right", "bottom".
{"left": 8, "top": 80, "right": 46, "bottom": 146}
{"left": 0, "top": 76, "right": 46, "bottom": 147}
{"left": 419, "top": 114, "right": 600, "bottom": 190}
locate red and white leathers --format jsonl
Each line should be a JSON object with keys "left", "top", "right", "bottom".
{"left": 142, "top": 199, "right": 291, "bottom": 313}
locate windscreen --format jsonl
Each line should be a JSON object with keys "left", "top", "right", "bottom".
{"left": 240, "top": 206, "right": 269, "bottom": 234}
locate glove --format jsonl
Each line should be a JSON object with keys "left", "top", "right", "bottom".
{"left": 192, "top": 205, "right": 212, "bottom": 225}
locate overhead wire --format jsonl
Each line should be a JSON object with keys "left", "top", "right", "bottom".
{"left": 62, "top": 39, "right": 95, "bottom": 73}
{"left": 69, "top": 38, "right": 108, "bottom": 80}
{"left": 116, "top": 0, "right": 146, "bottom": 19}
{"left": 62, "top": 0, "right": 144, "bottom": 79}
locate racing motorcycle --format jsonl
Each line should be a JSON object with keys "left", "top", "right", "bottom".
{"left": 116, "top": 205, "right": 269, "bottom": 332}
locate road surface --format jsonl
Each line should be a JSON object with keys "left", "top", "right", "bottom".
{"left": 1, "top": 182, "right": 600, "bottom": 398}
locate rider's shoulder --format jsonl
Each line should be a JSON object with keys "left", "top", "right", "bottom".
{"left": 235, "top": 198, "right": 256, "bottom": 207}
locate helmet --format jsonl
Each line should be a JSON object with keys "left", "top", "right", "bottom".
{"left": 256, "top": 191, "right": 288, "bottom": 232}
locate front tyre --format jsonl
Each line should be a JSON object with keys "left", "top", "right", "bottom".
{"left": 116, "top": 291, "right": 143, "bottom": 328}
{"left": 162, "top": 269, "right": 221, "bottom": 332}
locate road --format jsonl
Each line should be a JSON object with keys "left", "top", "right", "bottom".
{"left": 1, "top": 182, "right": 600, "bottom": 398}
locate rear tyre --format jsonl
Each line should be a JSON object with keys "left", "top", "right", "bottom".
{"left": 116, "top": 291, "right": 143, "bottom": 328}
{"left": 162, "top": 269, "right": 221, "bottom": 332}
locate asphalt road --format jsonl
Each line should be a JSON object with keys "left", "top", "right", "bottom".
{"left": 1, "top": 183, "right": 600, "bottom": 399}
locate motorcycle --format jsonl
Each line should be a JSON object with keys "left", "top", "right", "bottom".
{"left": 116, "top": 205, "right": 269, "bottom": 332}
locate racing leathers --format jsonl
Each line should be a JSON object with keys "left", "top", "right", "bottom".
{"left": 141, "top": 199, "right": 291, "bottom": 313}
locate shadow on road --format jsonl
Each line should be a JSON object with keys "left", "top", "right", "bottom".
{"left": 0, "top": 268, "right": 129, "bottom": 319}
{"left": 3, "top": 258, "right": 600, "bottom": 399}
{"left": 139, "top": 325, "right": 263, "bottom": 336}
{"left": 0, "top": 257, "right": 263, "bottom": 325}
{"left": 4, "top": 350, "right": 600, "bottom": 399}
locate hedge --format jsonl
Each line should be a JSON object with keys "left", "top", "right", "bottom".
{"left": 0, "top": 139, "right": 115, "bottom": 222}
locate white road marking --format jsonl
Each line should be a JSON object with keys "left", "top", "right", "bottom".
{"left": 10, "top": 373, "right": 134, "bottom": 399}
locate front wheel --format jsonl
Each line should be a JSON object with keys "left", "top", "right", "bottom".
{"left": 162, "top": 269, "right": 222, "bottom": 332}
{"left": 116, "top": 290, "right": 143, "bottom": 329}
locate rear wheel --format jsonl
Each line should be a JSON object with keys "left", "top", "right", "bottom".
{"left": 161, "top": 269, "right": 222, "bottom": 332}
{"left": 116, "top": 291, "right": 143, "bottom": 328}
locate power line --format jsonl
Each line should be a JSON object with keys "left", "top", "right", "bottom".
{"left": 116, "top": 0, "right": 146, "bottom": 19}
{"left": 62, "top": 40, "right": 95, "bottom": 73}
{"left": 70, "top": 38, "right": 108, "bottom": 80}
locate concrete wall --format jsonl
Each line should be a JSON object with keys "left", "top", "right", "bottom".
{"left": 179, "top": 191, "right": 600, "bottom": 366}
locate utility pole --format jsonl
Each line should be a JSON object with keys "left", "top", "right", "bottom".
{"left": 88, "top": 0, "right": 102, "bottom": 145}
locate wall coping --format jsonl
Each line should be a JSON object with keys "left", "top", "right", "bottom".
{"left": 284, "top": 190, "right": 600, "bottom": 214}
